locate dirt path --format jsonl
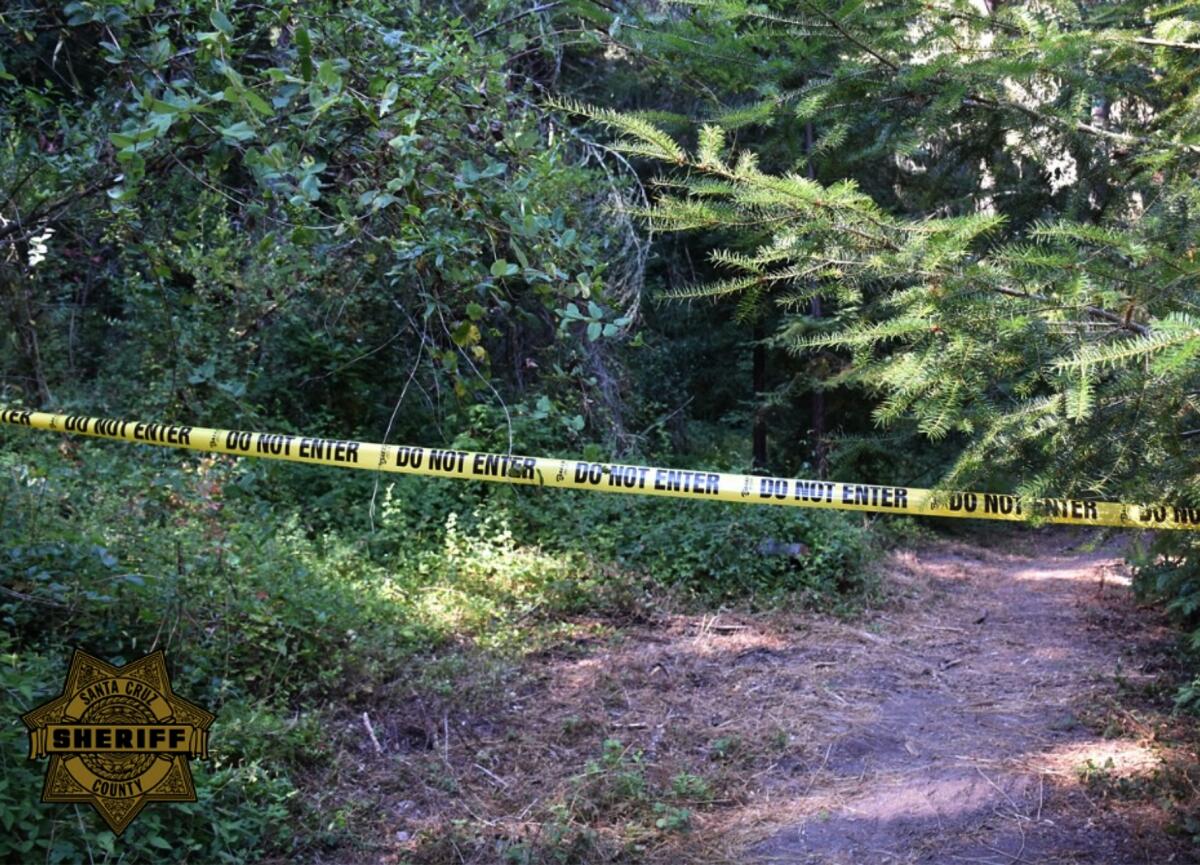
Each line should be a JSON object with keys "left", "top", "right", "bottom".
{"left": 745, "top": 534, "right": 1184, "bottom": 864}
{"left": 368, "top": 531, "right": 1193, "bottom": 864}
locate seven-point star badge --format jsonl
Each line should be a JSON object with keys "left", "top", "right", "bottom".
{"left": 21, "top": 649, "right": 214, "bottom": 835}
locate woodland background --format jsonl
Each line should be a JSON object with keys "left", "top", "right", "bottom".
{"left": 2, "top": 0, "right": 1200, "bottom": 860}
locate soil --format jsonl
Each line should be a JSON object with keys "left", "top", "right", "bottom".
{"left": 745, "top": 533, "right": 1191, "bottom": 865}
{"left": 337, "top": 530, "right": 1199, "bottom": 864}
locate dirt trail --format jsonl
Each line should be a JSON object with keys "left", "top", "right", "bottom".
{"left": 746, "top": 534, "right": 1182, "bottom": 864}
{"left": 371, "top": 531, "right": 1192, "bottom": 865}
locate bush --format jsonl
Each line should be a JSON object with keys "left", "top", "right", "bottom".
{"left": 499, "top": 488, "right": 875, "bottom": 605}
{"left": 1131, "top": 534, "right": 1200, "bottom": 713}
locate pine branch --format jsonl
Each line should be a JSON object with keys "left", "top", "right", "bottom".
{"left": 1053, "top": 323, "right": 1200, "bottom": 372}
{"left": 963, "top": 95, "right": 1200, "bottom": 157}
{"left": 990, "top": 286, "right": 1150, "bottom": 337}
{"left": 795, "top": 0, "right": 899, "bottom": 71}
{"left": 547, "top": 99, "right": 687, "bottom": 164}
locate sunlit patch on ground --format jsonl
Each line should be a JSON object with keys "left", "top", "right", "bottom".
{"left": 1031, "top": 738, "right": 1161, "bottom": 781}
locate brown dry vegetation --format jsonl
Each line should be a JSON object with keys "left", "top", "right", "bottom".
{"left": 296, "top": 530, "right": 1200, "bottom": 864}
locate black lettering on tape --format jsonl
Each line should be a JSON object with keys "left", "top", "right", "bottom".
{"left": 226, "top": 430, "right": 253, "bottom": 452}
{"left": 0, "top": 410, "right": 32, "bottom": 426}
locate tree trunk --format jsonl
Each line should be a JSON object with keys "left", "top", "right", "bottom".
{"left": 805, "top": 119, "right": 828, "bottom": 476}
{"left": 752, "top": 319, "right": 768, "bottom": 471}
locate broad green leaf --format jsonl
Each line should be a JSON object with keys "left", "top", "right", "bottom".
{"left": 210, "top": 8, "right": 234, "bottom": 36}
{"left": 244, "top": 90, "right": 274, "bottom": 116}
{"left": 317, "top": 60, "right": 342, "bottom": 90}
{"left": 218, "top": 121, "right": 256, "bottom": 143}
{"left": 380, "top": 81, "right": 399, "bottom": 117}
{"left": 451, "top": 322, "right": 480, "bottom": 347}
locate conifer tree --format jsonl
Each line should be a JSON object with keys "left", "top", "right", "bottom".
{"left": 560, "top": 0, "right": 1200, "bottom": 510}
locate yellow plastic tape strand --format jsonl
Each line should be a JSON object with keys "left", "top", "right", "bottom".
{"left": 2, "top": 409, "right": 1197, "bottom": 531}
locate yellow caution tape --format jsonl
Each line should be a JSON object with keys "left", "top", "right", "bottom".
{"left": 2, "top": 409, "right": 1197, "bottom": 530}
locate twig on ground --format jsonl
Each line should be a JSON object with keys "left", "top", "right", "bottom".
{"left": 802, "top": 742, "right": 833, "bottom": 797}
{"left": 474, "top": 763, "right": 509, "bottom": 789}
{"left": 362, "top": 712, "right": 384, "bottom": 754}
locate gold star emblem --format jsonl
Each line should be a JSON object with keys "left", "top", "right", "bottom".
{"left": 21, "top": 649, "right": 214, "bottom": 835}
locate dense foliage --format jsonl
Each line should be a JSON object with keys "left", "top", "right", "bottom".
{"left": 0, "top": 0, "right": 650, "bottom": 442}
{"left": 569, "top": 0, "right": 1200, "bottom": 503}
{"left": 0, "top": 5, "right": 878, "bottom": 860}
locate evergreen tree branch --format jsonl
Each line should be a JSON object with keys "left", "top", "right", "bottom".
{"left": 963, "top": 96, "right": 1200, "bottom": 157}
{"left": 796, "top": 0, "right": 899, "bottom": 71}
{"left": 990, "top": 286, "right": 1151, "bottom": 337}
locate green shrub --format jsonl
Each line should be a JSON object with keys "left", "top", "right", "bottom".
{"left": 498, "top": 487, "right": 874, "bottom": 605}
{"left": 1131, "top": 534, "right": 1200, "bottom": 713}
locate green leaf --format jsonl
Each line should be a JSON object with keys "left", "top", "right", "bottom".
{"left": 218, "top": 121, "right": 256, "bottom": 143}
{"left": 210, "top": 8, "right": 234, "bottom": 36}
{"left": 380, "top": 81, "right": 399, "bottom": 117}
{"left": 451, "top": 322, "right": 480, "bottom": 347}
{"left": 490, "top": 259, "right": 518, "bottom": 278}
{"left": 244, "top": 90, "right": 274, "bottom": 116}
{"left": 99, "top": 40, "right": 124, "bottom": 62}
{"left": 296, "top": 27, "right": 313, "bottom": 81}
{"left": 317, "top": 60, "right": 342, "bottom": 90}
{"left": 587, "top": 321, "right": 602, "bottom": 341}
{"left": 64, "top": 1, "right": 95, "bottom": 25}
